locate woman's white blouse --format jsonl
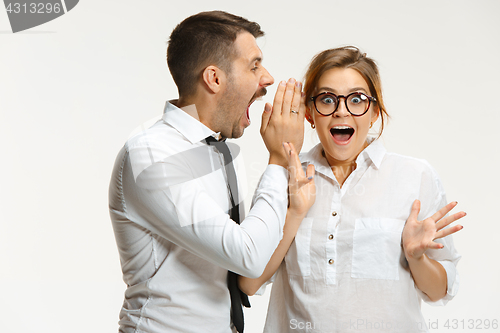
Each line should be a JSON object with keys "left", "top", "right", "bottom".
{"left": 263, "top": 139, "right": 461, "bottom": 333}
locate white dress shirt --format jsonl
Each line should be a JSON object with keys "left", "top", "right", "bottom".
{"left": 263, "top": 139, "right": 461, "bottom": 333}
{"left": 109, "top": 101, "right": 288, "bottom": 333}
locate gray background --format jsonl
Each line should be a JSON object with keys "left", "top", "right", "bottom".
{"left": 1, "top": 0, "right": 498, "bottom": 332}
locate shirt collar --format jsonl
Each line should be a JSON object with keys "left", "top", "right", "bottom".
{"left": 162, "top": 100, "right": 218, "bottom": 144}
{"left": 300, "top": 144, "right": 333, "bottom": 179}
{"left": 300, "top": 137, "right": 387, "bottom": 178}
{"left": 355, "top": 137, "right": 386, "bottom": 170}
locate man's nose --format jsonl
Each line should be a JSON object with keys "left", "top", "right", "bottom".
{"left": 260, "top": 66, "right": 274, "bottom": 87}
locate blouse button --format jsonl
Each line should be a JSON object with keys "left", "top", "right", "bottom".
{"left": 328, "top": 234, "right": 334, "bottom": 240}
{"left": 332, "top": 211, "right": 337, "bottom": 217}
{"left": 328, "top": 259, "right": 334, "bottom": 265}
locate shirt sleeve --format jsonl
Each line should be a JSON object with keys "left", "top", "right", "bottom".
{"left": 119, "top": 136, "right": 289, "bottom": 279}
{"left": 416, "top": 161, "right": 462, "bottom": 306}
{"left": 248, "top": 165, "right": 294, "bottom": 296}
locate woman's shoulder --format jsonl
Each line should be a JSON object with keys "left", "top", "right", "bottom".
{"left": 382, "top": 150, "right": 440, "bottom": 178}
{"left": 384, "top": 151, "right": 430, "bottom": 165}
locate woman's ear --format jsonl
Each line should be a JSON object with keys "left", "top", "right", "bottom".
{"left": 305, "top": 107, "right": 314, "bottom": 125}
{"left": 371, "top": 104, "right": 380, "bottom": 125}
{"left": 202, "top": 65, "right": 225, "bottom": 94}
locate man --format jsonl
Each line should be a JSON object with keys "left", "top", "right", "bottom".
{"left": 109, "top": 11, "right": 305, "bottom": 333}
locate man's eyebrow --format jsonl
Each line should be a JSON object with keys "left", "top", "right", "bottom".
{"left": 249, "top": 56, "right": 262, "bottom": 65}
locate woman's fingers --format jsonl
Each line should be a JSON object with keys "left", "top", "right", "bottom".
{"left": 427, "top": 241, "right": 445, "bottom": 250}
{"left": 260, "top": 102, "right": 273, "bottom": 135}
{"left": 296, "top": 164, "right": 315, "bottom": 187}
{"left": 435, "top": 210, "right": 467, "bottom": 231}
{"left": 434, "top": 224, "right": 464, "bottom": 240}
{"left": 430, "top": 202, "right": 466, "bottom": 241}
{"left": 298, "top": 92, "right": 306, "bottom": 117}
{"left": 290, "top": 80, "right": 302, "bottom": 118}
{"left": 284, "top": 142, "right": 313, "bottom": 185}
{"left": 404, "top": 200, "right": 465, "bottom": 257}
{"left": 271, "top": 80, "right": 286, "bottom": 119}
{"left": 284, "top": 142, "right": 301, "bottom": 178}
{"left": 267, "top": 77, "right": 303, "bottom": 124}
{"left": 281, "top": 78, "right": 297, "bottom": 116}
{"left": 306, "top": 163, "right": 315, "bottom": 179}
{"left": 429, "top": 201, "right": 458, "bottom": 224}
{"left": 407, "top": 199, "right": 421, "bottom": 223}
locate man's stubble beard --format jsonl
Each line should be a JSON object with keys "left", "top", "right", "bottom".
{"left": 215, "top": 76, "right": 244, "bottom": 139}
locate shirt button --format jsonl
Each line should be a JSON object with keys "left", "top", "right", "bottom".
{"left": 332, "top": 211, "right": 337, "bottom": 217}
{"left": 328, "top": 234, "right": 334, "bottom": 240}
{"left": 328, "top": 259, "right": 334, "bottom": 265}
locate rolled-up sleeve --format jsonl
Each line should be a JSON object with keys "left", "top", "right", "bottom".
{"left": 417, "top": 162, "right": 461, "bottom": 306}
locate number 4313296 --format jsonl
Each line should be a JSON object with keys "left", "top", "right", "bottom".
{"left": 444, "top": 319, "right": 498, "bottom": 330}
{"left": 6, "top": 3, "right": 62, "bottom": 14}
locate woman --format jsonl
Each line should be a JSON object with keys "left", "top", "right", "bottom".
{"left": 240, "top": 46, "right": 465, "bottom": 332}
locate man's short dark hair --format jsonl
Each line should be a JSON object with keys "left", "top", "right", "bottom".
{"left": 167, "top": 11, "right": 264, "bottom": 97}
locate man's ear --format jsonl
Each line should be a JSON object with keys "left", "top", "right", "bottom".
{"left": 202, "top": 65, "right": 225, "bottom": 94}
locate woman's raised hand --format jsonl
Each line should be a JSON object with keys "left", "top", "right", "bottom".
{"left": 402, "top": 200, "right": 465, "bottom": 261}
{"left": 283, "top": 142, "right": 315, "bottom": 216}
{"left": 261, "top": 78, "right": 306, "bottom": 168}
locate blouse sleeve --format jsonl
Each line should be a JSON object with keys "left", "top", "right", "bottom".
{"left": 416, "top": 161, "right": 462, "bottom": 306}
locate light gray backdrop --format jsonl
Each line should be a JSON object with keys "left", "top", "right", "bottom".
{"left": 1, "top": 0, "right": 498, "bottom": 332}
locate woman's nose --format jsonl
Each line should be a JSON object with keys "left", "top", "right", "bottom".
{"left": 333, "top": 98, "right": 350, "bottom": 117}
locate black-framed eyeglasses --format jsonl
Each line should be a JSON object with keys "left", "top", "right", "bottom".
{"left": 310, "top": 92, "right": 377, "bottom": 116}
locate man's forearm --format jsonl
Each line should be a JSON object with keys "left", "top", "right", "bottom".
{"left": 239, "top": 208, "right": 305, "bottom": 296}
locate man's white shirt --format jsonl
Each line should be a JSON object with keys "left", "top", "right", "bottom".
{"left": 109, "top": 101, "right": 288, "bottom": 333}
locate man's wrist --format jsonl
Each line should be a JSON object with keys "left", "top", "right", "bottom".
{"left": 268, "top": 154, "right": 287, "bottom": 168}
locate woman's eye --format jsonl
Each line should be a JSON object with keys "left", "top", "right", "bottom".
{"left": 321, "top": 96, "right": 335, "bottom": 105}
{"left": 350, "top": 94, "right": 366, "bottom": 104}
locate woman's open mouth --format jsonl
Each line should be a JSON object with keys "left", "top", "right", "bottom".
{"left": 330, "top": 125, "right": 354, "bottom": 145}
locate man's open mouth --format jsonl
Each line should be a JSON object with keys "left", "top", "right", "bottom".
{"left": 246, "top": 88, "right": 267, "bottom": 123}
{"left": 246, "top": 96, "right": 259, "bottom": 123}
{"left": 330, "top": 125, "right": 355, "bottom": 143}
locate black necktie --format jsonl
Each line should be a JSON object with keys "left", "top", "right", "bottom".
{"left": 206, "top": 136, "right": 250, "bottom": 333}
